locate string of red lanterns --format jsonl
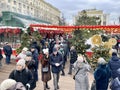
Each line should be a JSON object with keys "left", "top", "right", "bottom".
{"left": 30, "top": 24, "right": 120, "bottom": 33}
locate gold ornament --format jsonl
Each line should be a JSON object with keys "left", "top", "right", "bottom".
{"left": 103, "top": 42, "right": 112, "bottom": 49}
{"left": 91, "top": 34, "right": 102, "bottom": 45}
{"left": 108, "top": 38, "right": 117, "bottom": 46}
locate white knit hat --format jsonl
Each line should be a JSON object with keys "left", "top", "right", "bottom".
{"left": 22, "top": 47, "right": 28, "bottom": 51}
{"left": 17, "top": 59, "right": 25, "bottom": 67}
{"left": 98, "top": 57, "right": 107, "bottom": 65}
{"left": 0, "top": 79, "right": 16, "bottom": 90}
{"left": 43, "top": 48, "right": 49, "bottom": 54}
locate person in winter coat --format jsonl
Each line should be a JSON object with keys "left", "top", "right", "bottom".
{"left": 25, "top": 51, "right": 37, "bottom": 90}
{"left": 108, "top": 52, "right": 120, "bottom": 79}
{"left": 110, "top": 68, "right": 120, "bottom": 90}
{"left": 68, "top": 46, "right": 78, "bottom": 75}
{"left": 94, "top": 57, "right": 111, "bottom": 90}
{"left": 0, "top": 79, "right": 26, "bottom": 90}
{"left": 30, "top": 46, "right": 39, "bottom": 81}
{"left": 49, "top": 47, "right": 63, "bottom": 90}
{"left": 9, "top": 59, "right": 34, "bottom": 90}
{"left": 74, "top": 55, "right": 91, "bottom": 90}
{"left": 16, "top": 47, "right": 28, "bottom": 62}
{"left": 0, "top": 48, "right": 3, "bottom": 68}
{"left": 41, "top": 48, "right": 51, "bottom": 90}
{"left": 3, "top": 42, "right": 12, "bottom": 64}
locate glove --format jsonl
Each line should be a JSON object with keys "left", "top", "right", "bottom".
{"left": 26, "top": 83, "right": 30, "bottom": 90}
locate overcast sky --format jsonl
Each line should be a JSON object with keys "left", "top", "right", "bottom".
{"left": 45, "top": 0, "right": 120, "bottom": 25}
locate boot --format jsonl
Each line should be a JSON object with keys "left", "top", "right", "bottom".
{"left": 46, "top": 82, "right": 50, "bottom": 89}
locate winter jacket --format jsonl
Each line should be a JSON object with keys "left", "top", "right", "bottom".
{"left": 50, "top": 52, "right": 63, "bottom": 73}
{"left": 74, "top": 61, "right": 90, "bottom": 90}
{"left": 110, "top": 77, "right": 120, "bottom": 90}
{"left": 70, "top": 49, "right": 77, "bottom": 64}
{"left": 108, "top": 56, "right": 120, "bottom": 79}
{"left": 9, "top": 69, "right": 34, "bottom": 90}
{"left": 94, "top": 64, "right": 111, "bottom": 90}
{"left": 3, "top": 45, "right": 12, "bottom": 55}
{"left": 31, "top": 49, "right": 39, "bottom": 70}
{"left": 41, "top": 54, "right": 51, "bottom": 82}
{"left": 0, "top": 49, "right": 3, "bottom": 60}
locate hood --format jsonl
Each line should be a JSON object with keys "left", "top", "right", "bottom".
{"left": 111, "top": 56, "right": 120, "bottom": 61}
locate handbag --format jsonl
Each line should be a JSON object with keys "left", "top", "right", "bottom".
{"left": 73, "top": 68, "right": 80, "bottom": 80}
{"left": 42, "top": 66, "right": 49, "bottom": 73}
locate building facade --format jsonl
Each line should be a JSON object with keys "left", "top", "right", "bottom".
{"left": 0, "top": 0, "right": 61, "bottom": 26}
{"left": 74, "top": 9, "right": 109, "bottom": 25}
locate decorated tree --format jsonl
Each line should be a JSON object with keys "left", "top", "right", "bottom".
{"left": 16, "top": 29, "right": 42, "bottom": 54}
{"left": 90, "top": 45, "right": 110, "bottom": 69}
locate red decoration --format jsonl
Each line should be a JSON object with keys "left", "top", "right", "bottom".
{"left": 30, "top": 24, "right": 120, "bottom": 33}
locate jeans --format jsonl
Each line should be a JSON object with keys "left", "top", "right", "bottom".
{"left": 53, "top": 73, "right": 60, "bottom": 90}
{"left": 5, "top": 54, "right": 11, "bottom": 64}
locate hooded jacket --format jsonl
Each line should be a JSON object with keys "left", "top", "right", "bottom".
{"left": 108, "top": 55, "right": 120, "bottom": 79}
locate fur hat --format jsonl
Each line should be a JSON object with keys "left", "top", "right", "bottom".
{"left": 98, "top": 57, "right": 107, "bottom": 65}
{"left": 0, "top": 79, "right": 16, "bottom": 90}
{"left": 43, "top": 48, "right": 49, "bottom": 54}
{"left": 17, "top": 59, "right": 25, "bottom": 67}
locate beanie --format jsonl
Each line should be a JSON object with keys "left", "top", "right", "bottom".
{"left": 26, "top": 51, "right": 32, "bottom": 56}
{"left": 17, "top": 59, "right": 25, "bottom": 67}
{"left": 0, "top": 79, "right": 16, "bottom": 90}
{"left": 22, "top": 47, "right": 28, "bottom": 51}
{"left": 43, "top": 48, "right": 49, "bottom": 54}
{"left": 98, "top": 57, "right": 107, "bottom": 65}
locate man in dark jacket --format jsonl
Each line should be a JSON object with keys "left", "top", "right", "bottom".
{"left": 0, "top": 49, "right": 3, "bottom": 68}
{"left": 30, "top": 46, "right": 39, "bottom": 81}
{"left": 108, "top": 52, "right": 120, "bottom": 79}
{"left": 50, "top": 47, "right": 63, "bottom": 90}
{"left": 3, "top": 42, "right": 12, "bottom": 64}
{"left": 68, "top": 46, "right": 78, "bottom": 75}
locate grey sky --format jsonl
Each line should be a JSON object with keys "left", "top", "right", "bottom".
{"left": 45, "top": 0, "right": 120, "bottom": 25}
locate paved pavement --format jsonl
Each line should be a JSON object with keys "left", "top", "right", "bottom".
{"left": 0, "top": 58, "right": 95, "bottom": 90}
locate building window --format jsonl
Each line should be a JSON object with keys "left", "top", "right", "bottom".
{"left": 23, "top": 4, "right": 26, "bottom": 8}
{"left": 19, "top": 3, "right": 22, "bottom": 8}
{"left": 8, "top": 0, "right": 11, "bottom": 3}
{"left": 14, "top": 0, "right": 16, "bottom": 5}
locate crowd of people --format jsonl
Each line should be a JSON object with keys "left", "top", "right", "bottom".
{"left": 0, "top": 35, "right": 120, "bottom": 90}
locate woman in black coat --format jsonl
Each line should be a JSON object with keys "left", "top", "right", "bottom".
{"left": 9, "top": 59, "right": 34, "bottom": 90}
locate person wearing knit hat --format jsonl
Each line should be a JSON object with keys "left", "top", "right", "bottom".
{"left": 108, "top": 49, "right": 120, "bottom": 79}
{"left": 94, "top": 57, "right": 111, "bottom": 90}
{"left": 0, "top": 79, "right": 16, "bottom": 90}
{"left": 25, "top": 51, "right": 37, "bottom": 90}
{"left": 41, "top": 48, "right": 51, "bottom": 90}
{"left": 42, "top": 48, "right": 49, "bottom": 54}
{"left": 15, "top": 47, "right": 28, "bottom": 62}
{"left": 16, "top": 59, "right": 26, "bottom": 70}
{"left": 0, "top": 79, "right": 26, "bottom": 90}
{"left": 9, "top": 59, "right": 34, "bottom": 90}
